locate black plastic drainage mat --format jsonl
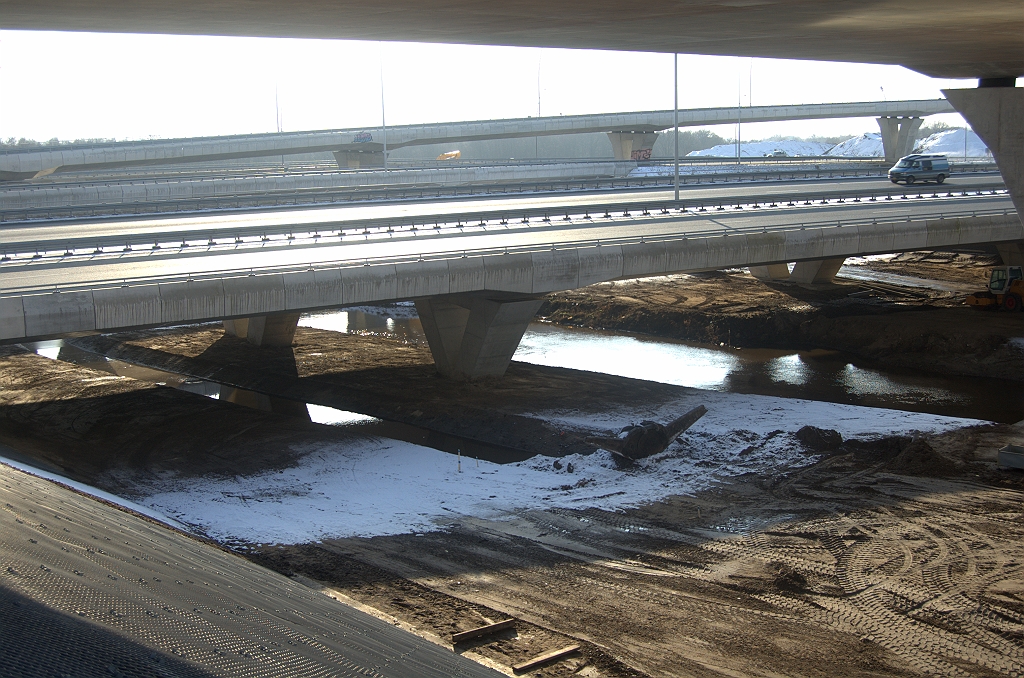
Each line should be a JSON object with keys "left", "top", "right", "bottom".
{"left": 0, "top": 462, "right": 501, "bottom": 678}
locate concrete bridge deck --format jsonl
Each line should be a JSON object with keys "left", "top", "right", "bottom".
{"left": 1, "top": 100, "right": 953, "bottom": 179}
{"left": 0, "top": 185, "right": 1018, "bottom": 378}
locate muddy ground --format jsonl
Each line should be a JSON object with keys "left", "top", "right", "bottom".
{"left": 1, "top": 346, "right": 1022, "bottom": 677}
{"left": 3, "top": 251, "right": 1024, "bottom": 676}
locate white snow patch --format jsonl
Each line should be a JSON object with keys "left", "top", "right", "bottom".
{"left": 825, "top": 133, "right": 884, "bottom": 157}
{"left": 688, "top": 140, "right": 833, "bottom": 158}
{"left": 1008, "top": 338, "right": 1024, "bottom": 353}
{"left": 915, "top": 129, "right": 990, "bottom": 158}
{"left": 112, "top": 392, "right": 984, "bottom": 546}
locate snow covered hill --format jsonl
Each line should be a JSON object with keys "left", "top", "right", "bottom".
{"left": 825, "top": 132, "right": 883, "bottom": 157}
{"left": 914, "top": 129, "right": 989, "bottom": 158}
{"left": 688, "top": 139, "right": 833, "bottom": 158}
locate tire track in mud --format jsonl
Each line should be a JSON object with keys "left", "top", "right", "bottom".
{"left": 513, "top": 472, "right": 1024, "bottom": 677}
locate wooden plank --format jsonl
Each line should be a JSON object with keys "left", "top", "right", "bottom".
{"left": 451, "top": 619, "right": 516, "bottom": 644}
{"left": 512, "top": 644, "right": 580, "bottom": 673}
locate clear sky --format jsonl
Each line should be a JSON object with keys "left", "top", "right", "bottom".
{"left": 0, "top": 30, "right": 976, "bottom": 143}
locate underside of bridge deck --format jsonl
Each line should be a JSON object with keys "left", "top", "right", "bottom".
{"left": 3, "top": 1, "right": 1022, "bottom": 80}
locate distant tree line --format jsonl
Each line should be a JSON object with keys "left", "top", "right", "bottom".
{"left": 1, "top": 137, "right": 115, "bottom": 150}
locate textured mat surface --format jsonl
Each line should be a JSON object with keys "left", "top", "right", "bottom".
{"left": 0, "top": 462, "right": 500, "bottom": 678}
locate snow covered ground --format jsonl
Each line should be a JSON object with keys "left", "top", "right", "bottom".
{"left": 688, "top": 140, "right": 833, "bottom": 158}
{"left": 915, "top": 128, "right": 989, "bottom": 158}
{"left": 825, "top": 132, "right": 884, "bottom": 157}
{"left": 96, "top": 391, "right": 983, "bottom": 546}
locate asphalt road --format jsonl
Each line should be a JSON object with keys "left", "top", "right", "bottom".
{"left": 0, "top": 189, "right": 1013, "bottom": 294}
{"left": 0, "top": 173, "right": 1006, "bottom": 249}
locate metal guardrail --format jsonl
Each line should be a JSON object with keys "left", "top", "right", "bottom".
{"left": 2, "top": 205, "right": 1017, "bottom": 297}
{"left": 0, "top": 165, "right": 1003, "bottom": 225}
{"left": 1, "top": 185, "right": 1009, "bottom": 259}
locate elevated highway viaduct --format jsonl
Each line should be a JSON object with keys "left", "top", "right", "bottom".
{"left": 0, "top": 100, "right": 953, "bottom": 180}
{"left": 0, "top": 183, "right": 1017, "bottom": 379}
{"left": 5, "top": 1, "right": 1020, "bottom": 274}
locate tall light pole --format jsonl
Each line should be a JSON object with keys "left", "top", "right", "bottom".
{"left": 673, "top": 53, "right": 679, "bottom": 202}
{"left": 380, "top": 47, "right": 388, "bottom": 171}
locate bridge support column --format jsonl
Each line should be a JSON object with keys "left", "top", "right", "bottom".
{"left": 332, "top": 150, "right": 385, "bottom": 169}
{"left": 748, "top": 264, "right": 791, "bottom": 281}
{"left": 876, "top": 117, "right": 923, "bottom": 163}
{"left": 607, "top": 132, "right": 658, "bottom": 161}
{"left": 998, "top": 243, "right": 1024, "bottom": 266}
{"left": 789, "top": 258, "right": 846, "bottom": 285}
{"left": 223, "top": 312, "right": 301, "bottom": 347}
{"left": 415, "top": 293, "right": 545, "bottom": 380}
{"left": 944, "top": 84, "right": 1024, "bottom": 218}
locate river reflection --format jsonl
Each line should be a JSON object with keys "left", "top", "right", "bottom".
{"left": 300, "top": 306, "right": 1023, "bottom": 423}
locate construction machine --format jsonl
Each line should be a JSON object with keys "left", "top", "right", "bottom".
{"left": 966, "top": 265, "right": 1024, "bottom": 310}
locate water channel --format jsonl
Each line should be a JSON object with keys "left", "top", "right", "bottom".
{"left": 301, "top": 305, "right": 1024, "bottom": 424}
{"left": 23, "top": 303, "right": 1024, "bottom": 463}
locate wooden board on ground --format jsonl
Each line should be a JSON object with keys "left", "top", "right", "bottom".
{"left": 512, "top": 644, "right": 580, "bottom": 673}
{"left": 452, "top": 619, "right": 516, "bottom": 644}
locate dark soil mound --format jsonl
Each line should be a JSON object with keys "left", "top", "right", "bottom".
{"left": 796, "top": 426, "right": 843, "bottom": 452}
{"left": 887, "top": 438, "right": 960, "bottom": 477}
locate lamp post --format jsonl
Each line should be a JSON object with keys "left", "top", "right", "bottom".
{"left": 674, "top": 53, "right": 679, "bottom": 202}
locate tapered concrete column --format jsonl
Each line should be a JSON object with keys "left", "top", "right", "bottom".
{"left": 222, "top": 318, "right": 249, "bottom": 338}
{"left": 944, "top": 86, "right": 1024, "bottom": 218}
{"left": 416, "top": 293, "right": 545, "bottom": 380}
{"left": 223, "top": 312, "right": 300, "bottom": 347}
{"left": 998, "top": 243, "right": 1024, "bottom": 266}
{"left": 876, "top": 117, "right": 923, "bottom": 163}
{"left": 607, "top": 132, "right": 658, "bottom": 161}
{"left": 332, "top": 149, "right": 385, "bottom": 169}
{"left": 748, "top": 264, "right": 791, "bottom": 281}
{"left": 789, "top": 258, "right": 846, "bottom": 284}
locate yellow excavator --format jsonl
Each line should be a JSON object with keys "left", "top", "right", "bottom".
{"left": 966, "top": 265, "right": 1024, "bottom": 311}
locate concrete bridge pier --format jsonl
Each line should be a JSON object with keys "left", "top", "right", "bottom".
{"left": 748, "top": 264, "right": 791, "bottom": 281}
{"left": 789, "top": 258, "right": 846, "bottom": 284}
{"left": 876, "top": 116, "right": 923, "bottom": 163}
{"left": 332, "top": 149, "right": 386, "bottom": 169}
{"left": 998, "top": 243, "right": 1024, "bottom": 266}
{"left": 750, "top": 258, "right": 845, "bottom": 284}
{"left": 944, "top": 83, "right": 1024, "bottom": 218}
{"left": 607, "top": 132, "right": 658, "bottom": 161}
{"left": 415, "top": 293, "right": 545, "bottom": 380}
{"left": 223, "top": 313, "right": 301, "bottom": 347}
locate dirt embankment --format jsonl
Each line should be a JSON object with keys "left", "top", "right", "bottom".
{"left": 540, "top": 254, "right": 1024, "bottom": 382}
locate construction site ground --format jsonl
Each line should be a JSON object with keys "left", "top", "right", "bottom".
{"left": 2, "top": 251, "right": 1023, "bottom": 677}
